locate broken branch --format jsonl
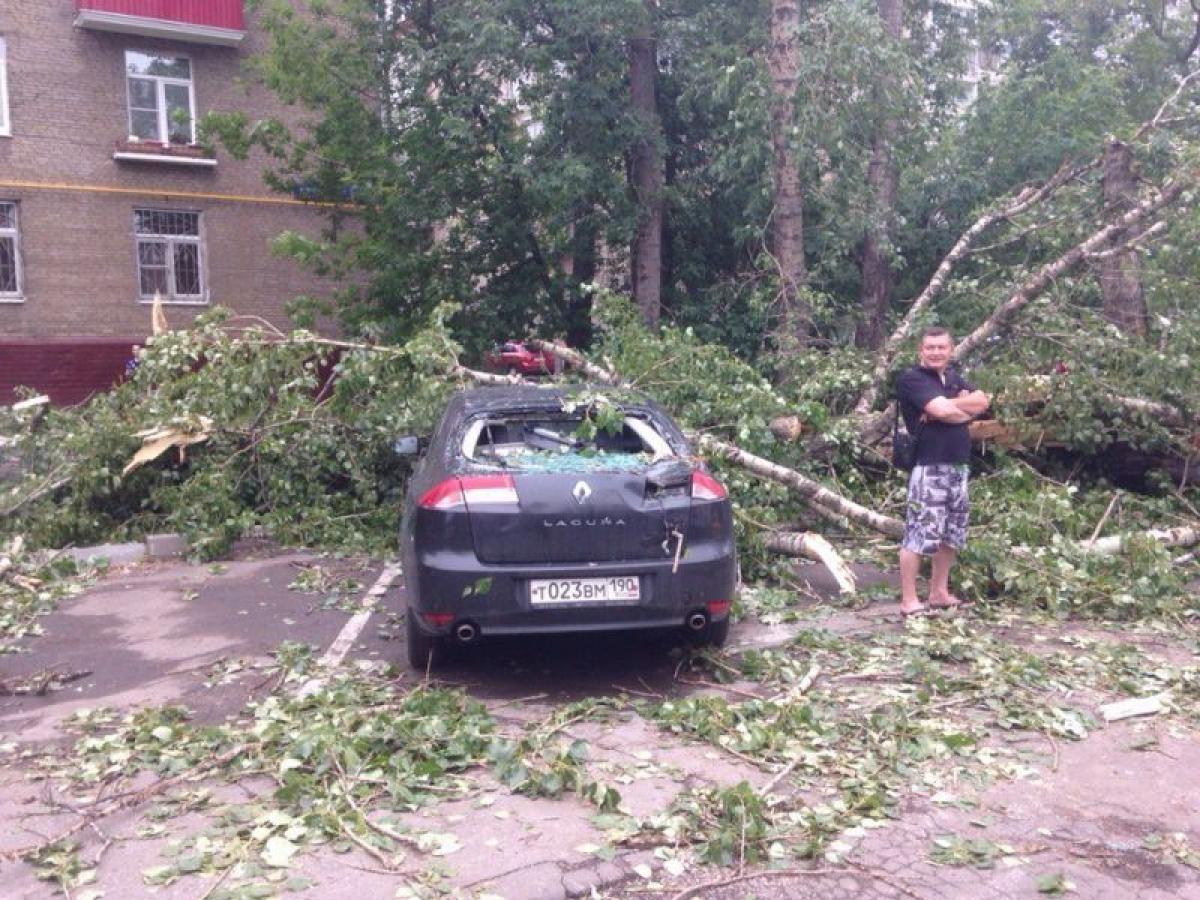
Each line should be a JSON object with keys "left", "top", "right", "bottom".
{"left": 1081, "top": 523, "right": 1200, "bottom": 555}
{"left": 761, "top": 532, "right": 857, "bottom": 593}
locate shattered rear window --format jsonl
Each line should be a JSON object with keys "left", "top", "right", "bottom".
{"left": 462, "top": 414, "right": 673, "bottom": 473}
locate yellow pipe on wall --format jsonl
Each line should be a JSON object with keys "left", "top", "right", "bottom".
{"left": 0, "top": 179, "right": 346, "bottom": 208}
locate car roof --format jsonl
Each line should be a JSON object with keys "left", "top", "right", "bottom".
{"left": 452, "top": 384, "right": 663, "bottom": 416}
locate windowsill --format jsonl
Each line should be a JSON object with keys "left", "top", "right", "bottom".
{"left": 113, "top": 140, "right": 216, "bottom": 167}
{"left": 137, "top": 297, "right": 209, "bottom": 306}
{"left": 0, "top": 296, "right": 25, "bottom": 304}
{"left": 114, "top": 152, "right": 217, "bottom": 167}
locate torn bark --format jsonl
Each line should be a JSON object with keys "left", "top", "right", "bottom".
{"left": 762, "top": 531, "right": 857, "bottom": 593}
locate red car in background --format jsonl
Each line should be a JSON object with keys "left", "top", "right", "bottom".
{"left": 484, "top": 342, "right": 563, "bottom": 376}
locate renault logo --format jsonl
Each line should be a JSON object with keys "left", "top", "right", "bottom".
{"left": 572, "top": 481, "right": 592, "bottom": 504}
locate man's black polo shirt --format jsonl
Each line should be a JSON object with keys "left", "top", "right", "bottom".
{"left": 896, "top": 365, "right": 976, "bottom": 466}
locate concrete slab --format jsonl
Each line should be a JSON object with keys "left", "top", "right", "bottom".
{"left": 144, "top": 532, "right": 188, "bottom": 559}
{"left": 65, "top": 541, "right": 146, "bottom": 566}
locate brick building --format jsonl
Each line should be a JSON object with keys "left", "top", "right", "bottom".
{"left": 0, "top": 1, "right": 338, "bottom": 403}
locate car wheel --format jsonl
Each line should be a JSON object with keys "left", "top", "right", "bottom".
{"left": 406, "top": 612, "right": 444, "bottom": 669}
{"left": 704, "top": 615, "right": 730, "bottom": 648}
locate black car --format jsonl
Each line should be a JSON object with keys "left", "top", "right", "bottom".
{"left": 396, "top": 385, "right": 737, "bottom": 667}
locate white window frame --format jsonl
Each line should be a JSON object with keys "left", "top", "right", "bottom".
{"left": 133, "top": 208, "right": 207, "bottom": 305}
{"left": 0, "top": 37, "right": 11, "bottom": 137}
{"left": 124, "top": 50, "right": 196, "bottom": 145}
{"left": 0, "top": 200, "right": 22, "bottom": 302}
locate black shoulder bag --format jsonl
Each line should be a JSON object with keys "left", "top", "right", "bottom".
{"left": 892, "top": 400, "right": 922, "bottom": 472}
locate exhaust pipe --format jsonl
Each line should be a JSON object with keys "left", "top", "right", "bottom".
{"left": 686, "top": 612, "right": 708, "bottom": 632}
{"left": 454, "top": 622, "right": 479, "bottom": 644}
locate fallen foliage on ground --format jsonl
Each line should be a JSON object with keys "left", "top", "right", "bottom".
{"left": 3, "top": 600, "right": 1197, "bottom": 896}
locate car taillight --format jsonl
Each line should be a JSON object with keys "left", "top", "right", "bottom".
{"left": 707, "top": 600, "right": 731, "bottom": 617}
{"left": 691, "top": 471, "right": 727, "bottom": 501}
{"left": 418, "top": 474, "right": 518, "bottom": 510}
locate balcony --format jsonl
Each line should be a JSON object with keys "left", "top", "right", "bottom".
{"left": 74, "top": 1, "right": 245, "bottom": 47}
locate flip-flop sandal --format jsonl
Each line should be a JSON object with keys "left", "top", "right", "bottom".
{"left": 929, "top": 596, "right": 972, "bottom": 610}
{"left": 900, "top": 605, "right": 931, "bottom": 618}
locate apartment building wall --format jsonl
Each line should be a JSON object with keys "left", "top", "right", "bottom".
{"left": 0, "top": 2, "right": 340, "bottom": 400}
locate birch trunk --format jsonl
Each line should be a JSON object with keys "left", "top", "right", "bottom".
{"left": 851, "top": 165, "right": 1084, "bottom": 418}
{"left": 527, "top": 339, "right": 900, "bottom": 537}
{"left": 853, "top": 73, "right": 1200, "bottom": 417}
{"left": 1079, "top": 524, "right": 1199, "bottom": 555}
{"left": 1099, "top": 140, "right": 1149, "bottom": 337}
{"left": 692, "top": 433, "right": 904, "bottom": 538}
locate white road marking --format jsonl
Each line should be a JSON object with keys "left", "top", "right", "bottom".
{"left": 294, "top": 560, "right": 403, "bottom": 698}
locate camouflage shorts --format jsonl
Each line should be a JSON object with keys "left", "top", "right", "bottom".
{"left": 902, "top": 464, "right": 969, "bottom": 556}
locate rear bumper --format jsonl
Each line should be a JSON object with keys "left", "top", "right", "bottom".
{"left": 405, "top": 542, "right": 736, "bottom": 638}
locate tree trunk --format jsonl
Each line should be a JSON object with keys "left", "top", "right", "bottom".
{"left": 854, "top": 0, "right": 903, "bottom": 350}
{"left": 693, "top": 433, "right": 905, "bottom": 538}
{"left": 628, "top": 0, "right": 664, "bottom": 327}
{"left": 565, "top": 213, "right": 597, "bottom": 348}
{"left": 1099, "top": 140, "right": 1149, "bottom": 337}
{"left": 767, "top": 0, "right": 810, "bottom": 354}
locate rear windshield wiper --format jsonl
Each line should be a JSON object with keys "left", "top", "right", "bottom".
{"left": 527, "top": 426, "right": 583, "bottom": 450}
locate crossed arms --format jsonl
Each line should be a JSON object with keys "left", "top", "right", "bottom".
{"left": 922, "top": 390, "right": 990, "bottom": 424}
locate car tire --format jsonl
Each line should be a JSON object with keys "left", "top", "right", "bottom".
{"left": 685, "top": 615, "right": 730, "bottom": 649}
{"left": 704, "top": 616, "right": 730, "bottom": 648}
{"left": 406, "top": 612, "right": 444, "bottom": 669}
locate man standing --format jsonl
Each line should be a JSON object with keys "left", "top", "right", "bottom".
{"left": 896, "top": 327, "right": 990, "bottom": 616}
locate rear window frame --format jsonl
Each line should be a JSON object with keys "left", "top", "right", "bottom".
{"left": 459, "top": 410, "right": 675, "bottom": 470}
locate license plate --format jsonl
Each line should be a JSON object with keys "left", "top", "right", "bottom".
{"left": 529, "top": 576, "right": 640, "bottom": 605}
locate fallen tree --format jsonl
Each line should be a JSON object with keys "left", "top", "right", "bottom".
{"left": 845, "top": 74, "right": 1200, "bottom": 445}
{"left": 524, "top": 333, "right": 1198, "bottom": 600}
{"left": 2, "top": 289, "right": 1197, "bottom": 620}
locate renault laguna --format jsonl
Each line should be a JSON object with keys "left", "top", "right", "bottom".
{"left": 396, "top": 385, "right": 737, "bottom": 667}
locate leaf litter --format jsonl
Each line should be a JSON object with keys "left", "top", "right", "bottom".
{"left": 5, "top": 579, "right": 1199, "bottom": 896}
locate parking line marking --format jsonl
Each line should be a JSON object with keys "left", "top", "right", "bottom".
{"left": 294, "top": 561, "right": 403, "bottom": 698}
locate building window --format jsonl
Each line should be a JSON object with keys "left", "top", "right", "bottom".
{"left": 125, "top": 51, "right": 194, "bottom": 144}
{"left": 0, "top": 202, "right": 20, "bottom": 299}
{"left": 0, "top": 37, "right": 10, "bottom": 137}
{"left": 134, "top": 209, "right": 205, "bottom": 303}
